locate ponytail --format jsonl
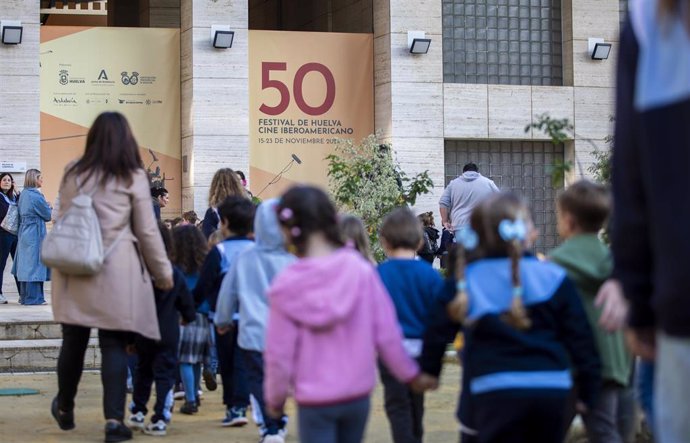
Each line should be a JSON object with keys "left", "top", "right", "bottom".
{"left": 503, "top": 240, "right": 531, "bottom": 330}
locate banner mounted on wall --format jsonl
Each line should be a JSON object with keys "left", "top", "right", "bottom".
{"left": 40, "top": 26, "right": 181, "bottom": 217}
{"left": 249, "top": 30, "right": 374, "bottom": 198}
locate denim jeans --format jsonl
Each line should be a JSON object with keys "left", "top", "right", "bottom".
{"left": 0, "top": 230, "right": 19, "bottom": 300}
{"left": 20, "top": 281, "right": 44, "bottom": 305}
{"left": 636, "top": 359, "right": 655, "bottom": 434}
{"left": 180, "top": 362, "right": 201, "bottom": 403}
{"left": 298, "top": 396, "right": 370, "bottom": 443}
{"left": 655, "top": 333, "right": 690, "bottom": 443}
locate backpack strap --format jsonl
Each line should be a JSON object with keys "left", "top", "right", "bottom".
{"left": 104, "top": 227, "right": 129, "bottom": 258}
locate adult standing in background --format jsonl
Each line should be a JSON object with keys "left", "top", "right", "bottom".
{"left": 50, "top": 112, "right": 173, "bottom": 442}
{"left": 439, "top": 162, "right": 499, "bottom": 233}
{"left": 14, "top": 169, "right": 51, "bottom": 306}
{"left": 151, "top": 187, "right": 169, "bottom": 222}
{"left": 201, "top": 168, "right": 248, "bottom": 238}
{"left": 596, "top": 1, "right": 690, "bottom": 442}
{"left": 0, "top": 172, "right": 20, "bottom": 304}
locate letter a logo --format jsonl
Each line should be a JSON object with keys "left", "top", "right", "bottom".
{"left": 98, "top": 69, "right": 108, "bottom": 81}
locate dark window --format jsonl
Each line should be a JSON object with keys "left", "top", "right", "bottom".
{"left": 444, "top": 139, "right": 565, "bottom": 252}
{"left": 443, "top": 0, "right": 563, "bottom": 86}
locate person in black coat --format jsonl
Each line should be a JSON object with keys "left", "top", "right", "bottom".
{"left": 129, "top": 224, "right": 196, "bottom": 436}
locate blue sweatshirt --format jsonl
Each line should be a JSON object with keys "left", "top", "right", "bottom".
{"left": 193, "top": 236, "right": 253, "bottom": 312}
{"left": 215, "top": 199, "right": 296, "bottom": 352}
{"left": 377, "top": 258, "right": 445, "bottom": 339}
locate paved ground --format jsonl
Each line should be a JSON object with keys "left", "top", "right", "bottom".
{"left": 0, "top": 366, "right": 462, "bottom": 443}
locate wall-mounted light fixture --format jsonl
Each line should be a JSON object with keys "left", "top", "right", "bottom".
{"left": 0, "top": 21, "right": 23, "bottom": 45}
{"left": 588, "top": 38, "right": 612, "bottom": 60}
{"left": 211, "top": 25, "right": 234, "bottom": 49}
{"left": 408, "top": 31, "right": 431, "bottom": 54}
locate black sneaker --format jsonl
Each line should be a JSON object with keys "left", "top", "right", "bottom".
{"left": 51, "top": 397, "right": 75, "bottom": 431}
{"left": 202, "top": 368, "right": 218, "bottom": 391}
{"left": 180, "top": 401, "right": 198, "bottom": 415}
{"left": 104, "top": 421, "right": 133, "bottom": 443}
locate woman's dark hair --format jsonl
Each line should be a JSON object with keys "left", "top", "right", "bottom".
{"left": 171, "top": 225, "right": 208, "bottom": 274}
{"left": 157, "top": 221, "right": 173, "bottom": 259}
{"left": 0, "top": 173, "right": 16, "bottom": 198}
{"left": 277, "top": 186, "right": 343, "bottom": 257}
{"left": 236, "top": 170, "right": 246, "bottom": 181}
{"left": 151, "top": 187, "right": 169, "bottom": 199}
{"left": 65, "top": 112, "right": 144, "bottom": 187}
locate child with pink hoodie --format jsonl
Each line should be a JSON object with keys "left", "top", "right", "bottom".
{"left": 264, "top": 186, "right": 428, "bottom": 443}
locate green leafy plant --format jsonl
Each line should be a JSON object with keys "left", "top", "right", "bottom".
{"left": 326, "top": 134, "right": 433, "bottom": 262}
{"left": 526, "top": 114, "right": 574, "bottom": 188}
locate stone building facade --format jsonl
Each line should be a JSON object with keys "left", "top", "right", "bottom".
{"left": 0, "top": 0, "right": 621, "bottom": 250}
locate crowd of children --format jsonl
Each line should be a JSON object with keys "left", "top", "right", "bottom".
{"left": 71, "top": 173, "right": 644, "bottom": 443}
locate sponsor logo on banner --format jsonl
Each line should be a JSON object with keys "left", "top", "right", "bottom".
{"left": 59, "top": 69, "right": 69, "bottom": 85}
{"left": 121, "top": 71, "right": 140, "bottom": 85}
{"left": 52, "top": 94, "right": 78, "bottom": 106}
{"left": 58, "top": 66, "right": 85, "bottom": 85}
{"left": 91, "top": 69, "right": 116, "bottom": 86}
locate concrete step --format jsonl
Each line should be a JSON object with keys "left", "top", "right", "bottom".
{"left": 0, "top": 321, "right": 63, "bottom": 340}
{"left": 0, "top": 337, "right": 100, "bottom": 373}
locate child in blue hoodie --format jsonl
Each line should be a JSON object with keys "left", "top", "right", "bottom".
{"left": 216, "top": 199, "right": 296, "bottom": 443}
{"left": 377, "top": 207, "right": 445, "bottom": 443}
{"left": 193, "top": 196, "right": 255, "bottom": 426}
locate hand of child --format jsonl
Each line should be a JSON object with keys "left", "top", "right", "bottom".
{"left": 595, "top": 279, "right": 628, "bottom": 332}
{"left": 410, "top": 373, "right": 439, "bottom": 393}
{"left": 216, "top": 325, "right": 231, "bottom": 335}
{"left": 154, "top": 275, "right": 174, "bottom": 291}
{"left": 625, "top": 328, "right": 656, "bottom": 361}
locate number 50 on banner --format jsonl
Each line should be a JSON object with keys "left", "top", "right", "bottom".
{"left": 259, "top": 62, "right": 336, "bottom": 116}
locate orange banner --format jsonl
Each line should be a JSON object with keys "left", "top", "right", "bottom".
{"left": 40, "top": 27, "right": 181, "bottom": 217}
{"left": 249, "top": 31, "right": 374, "bottom": 198}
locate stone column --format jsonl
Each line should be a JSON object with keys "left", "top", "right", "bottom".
{"left": 563, "top": 0, "right": 619, "bottom": 178}
{"left": 374, "top": 0, "right": 444, "bottom": 215}
{"left": 0, "top": 1, "right": 40, "bottom": 187}
{"left": 181, "top": 0, "right": 249, "bottom": 214}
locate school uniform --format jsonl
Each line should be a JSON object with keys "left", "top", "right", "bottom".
{"left": 421, "top": 256, "right": 601, "bottom": 443}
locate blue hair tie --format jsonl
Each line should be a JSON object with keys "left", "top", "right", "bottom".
{"left": 457, "top": 227, "right": 479, "bottom": 250}
{"left": 456, "top": 280, "right": 467, "bottom": 292}
{"left": 498, "top": 219, "right": 527, "bottom": 242}
{"left": 512, "top": 286, "right": 524, "bottom": 298}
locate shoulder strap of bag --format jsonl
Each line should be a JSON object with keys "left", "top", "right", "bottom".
{"left": 0, "top": 193, "right": 15, "bottom": 206}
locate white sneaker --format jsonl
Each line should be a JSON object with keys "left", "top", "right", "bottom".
{"left": 126, "top": 411, "right": 145, "bottom": 430}
{"left": 143, "top": 419, "right": 167, "bottom": 436}
{"left": 260, "top": 434, "right": 285, "bottom": 443}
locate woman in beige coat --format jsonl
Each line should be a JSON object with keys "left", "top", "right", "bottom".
{"left": 50, "top": 112, "right": 173, "bottom": 443}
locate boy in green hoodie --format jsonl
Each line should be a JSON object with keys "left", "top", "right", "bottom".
{"left": 549, "top": 180, "right": 632, "bottom": 443}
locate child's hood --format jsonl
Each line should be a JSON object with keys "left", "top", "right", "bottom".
{"left": 254, "top": 199, "right": 287, "bottom": 252}
{"left": 269, "top": 248, "right": 370, "bottom": 329}
{"left": 550, "top": 234, "right": 613, "bottom": 294}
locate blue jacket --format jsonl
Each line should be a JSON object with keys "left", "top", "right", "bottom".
{"left": 216, "top": 199, "right": 296, "bottom": 351}
{"left": 421, "top": 257, "right": 601, "bottom": 417}
{"left": 377, "top": 258, "right": 445, "bottom": 339}
{"left": 13, "top": 188, "right": 51, "bottom": 282}
{"left": 193, "top": 235, "right": 253, "bottom": 312}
